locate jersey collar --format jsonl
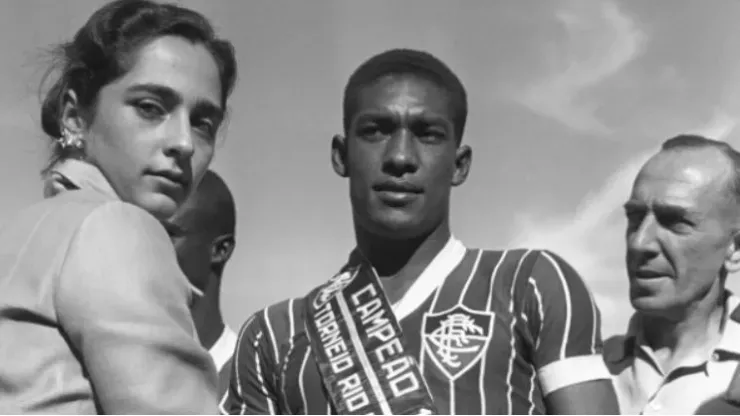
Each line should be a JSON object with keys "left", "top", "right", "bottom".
{"left": 347, "top": 236, "right": 467, "bottom": 320}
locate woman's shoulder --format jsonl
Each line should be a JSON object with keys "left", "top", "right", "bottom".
{"left": 21, "top": 190, "right": 169, "bottom": 247}
{"left": 55, "top": 195, "right": 177, "bottom": 277}
{"left": 0, "top": 192, "right": 171, "bottom": 289}
{"left": 2, "top": 189, "right": 117, "bottom": 239}
{"left": 69, "top": 195, "right": 168, "bottom": 242}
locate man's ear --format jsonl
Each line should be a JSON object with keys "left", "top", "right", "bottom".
{"left": 451, "top": 144, "right": 472, "bottom": 187}
{"left": 211, "top": 234, "right": 235, "bottom": 266}
{"left": 725, "top": 231, "right": 740, "bottom": 274}
{"left": 331, "top": 134, "right": 349, "bottom": 178}
{"left": 59, "top": 89, "right": 87, "bottom": 136}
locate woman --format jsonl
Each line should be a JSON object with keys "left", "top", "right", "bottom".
{"left": 0, "top": 0, "right": 237, "bottom": 413}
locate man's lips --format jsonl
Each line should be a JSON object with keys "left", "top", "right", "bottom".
{"left": 372, "top": 181, "right": 423, "bottom": 194}
{"left": 632, "top": 269, "right": 668, "bottom": 279}
{"left": 372, "top": 181, "right": 423, "bottom": 206}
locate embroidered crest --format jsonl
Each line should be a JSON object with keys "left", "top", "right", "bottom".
{"left": 312, "top": 267, "right": 359, "bottom": 310}
{"left": 422, "top": 304, "right": 494, "bottom": 380}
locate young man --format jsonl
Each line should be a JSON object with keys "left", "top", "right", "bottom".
{"left": 221, "top": 49, "right": 618, "bottom": 414}
{"left": 166, "top": 170, "right": 238, "bottom": 395}
{"left": 606, "top": 135, "right": 740, "bottom": 414}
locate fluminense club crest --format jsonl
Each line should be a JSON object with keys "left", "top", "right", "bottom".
{"left": 422, "top": 304, "right": 494, "bottom": 380}
{"left": 312, "top": 267, "right": 359, "bottom": 310}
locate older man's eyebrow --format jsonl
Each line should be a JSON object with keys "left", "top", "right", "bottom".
{"left": 622, "top": 200, "right": 645, "bottom": 212}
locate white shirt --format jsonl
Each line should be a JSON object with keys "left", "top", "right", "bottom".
{"left": 604, "top": 292, "right": 740, "bottom": 414}
{"left": 209, "top": 326, "right": 237, "bottom": 373}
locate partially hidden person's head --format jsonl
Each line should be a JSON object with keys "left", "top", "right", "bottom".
{"left": 40, "top": 0, "right": 237, "bottom": 220}
{"left": 625, "top": 134, "right": 740, "bottom": 318}
{"left": 331, "top": 48, "right": 472, "bottom": 240}
{"left": 166, "top": 170, "right": 236, "bottom": 293}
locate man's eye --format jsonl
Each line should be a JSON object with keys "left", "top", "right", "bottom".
{"left": 193, "top": 118, "right": 216, "bottom": 138}
{"left": 667, "top": 218, "right": 692, "bottom": 231}
{"left": 624, "top": 210, "right": 643, "bottom": 230}
{"left": 419, "top": 129, "right": 446, "bottom": 142}
{"left": 358, "top": 125, "right": 384, "bottom": 140}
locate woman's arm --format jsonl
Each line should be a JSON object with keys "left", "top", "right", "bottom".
{"left": 55, "top": 201, "right": 218, "bottom": 414}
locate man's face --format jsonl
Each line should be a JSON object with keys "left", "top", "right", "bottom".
{"left": 624, "top": 148, "right": 738, "bottom": 317}
{"left": 167, "top": 206, "right": 214, "bottom": 293}
{"left": 338, "top": 75, "right": 469, "bottom": 240}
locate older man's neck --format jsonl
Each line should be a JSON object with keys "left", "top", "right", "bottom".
{"left": 641, "top": 281, "right": 725, "bottom": 373}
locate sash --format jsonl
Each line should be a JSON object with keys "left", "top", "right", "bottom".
{"left": 304, "top": 262, "right": 437, "bottom": 415}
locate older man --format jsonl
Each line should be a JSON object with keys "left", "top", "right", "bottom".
{"left": 605, "top": 134, "right": 740, "bottom": 414}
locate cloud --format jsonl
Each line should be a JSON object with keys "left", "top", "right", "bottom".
{"left": 687, "top": 109, "right": 737, "bottom": 141}
{"left": 515, "top": 0, "right": 646, "bottom": 135}
{"left": 511, "top": 151, "right": 651, "bottom": 337}
{"left": 510, "top": 111, "right": 738, "bottom": 338}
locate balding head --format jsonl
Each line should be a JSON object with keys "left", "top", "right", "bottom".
{"left": 657, "top": 134, "right": 740, "bottom": 206}
{"left": 624, "top": 134, "right": 740, "bottom": 317}
{"left": 638, "top": 145, "right": 735, "bottom": 212}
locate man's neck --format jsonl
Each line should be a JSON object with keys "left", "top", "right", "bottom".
{"left": 191, "top": 273, "right": 226, "bottom": 351}
{"left": 354, "top": 219, "right": 451, "bottom": 304}
{"left": 641, "top": 281, "right": 726, "bottom": 373}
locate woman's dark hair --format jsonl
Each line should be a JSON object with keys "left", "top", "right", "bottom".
{"left": 40, "top": 0, "right": 237, "bottom": 168}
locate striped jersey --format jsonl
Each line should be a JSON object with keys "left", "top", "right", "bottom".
{"left": 220, "top": 238, "right": 609, "bottom": 414}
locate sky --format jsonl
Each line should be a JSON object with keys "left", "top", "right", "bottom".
{"left": 2, "top": 0, "right": 740, "bottom": 338}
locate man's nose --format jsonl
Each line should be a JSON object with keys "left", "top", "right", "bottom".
{"left": 382, "top": 130, "right": 419, "bottom": 176}
{"left": 628, "top": 215, "right": 660, "bottom": 256}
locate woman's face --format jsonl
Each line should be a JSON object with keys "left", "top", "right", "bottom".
{"left": 78, "top": 35, "right": 224, "bottom": 220}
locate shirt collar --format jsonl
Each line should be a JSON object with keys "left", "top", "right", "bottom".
{"left": 606, "top": 291, "right": 740, "bottom": 363}
{"left": 209, "top": 326, "right": 237, "bottom": 372}
{"left": 43, "top": 159, "right": 118, "bottom": 200}
{"left": 715, "top": 294, "right": 740, "bottom": 356}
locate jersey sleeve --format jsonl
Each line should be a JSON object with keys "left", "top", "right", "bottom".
{"left": 220, "top": 312, "right": 280, "bottom": 415}
{"left": 55, "top": 202, "right": 218, "bottom": 414}
{"left": 523, "top": 250, "right": 610, "bottom": 395}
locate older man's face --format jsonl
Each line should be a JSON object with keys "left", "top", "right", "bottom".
{"left": 624, "top": 148, "right": 738, "bottom": 317}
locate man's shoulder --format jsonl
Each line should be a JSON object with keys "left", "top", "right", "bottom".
{"left": 262, "top": 296, "right": 307, "bottom": 318}
{"left": 477, "top": 247, "right": 535, "bottom": 258}
{"left": 475, "top": 247, "right": 581, "bottom": 280}
{"left": 242, "top": 297, "right": 308, "bottom": 340}
{"left": 602, "top": 331, "right": 636, "bottom": 375}
{"left": 473, "top": 247, "right": 541, "bottom": 274}
{"left": 475, "top": 247, "right": 570, "bottom": 266}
